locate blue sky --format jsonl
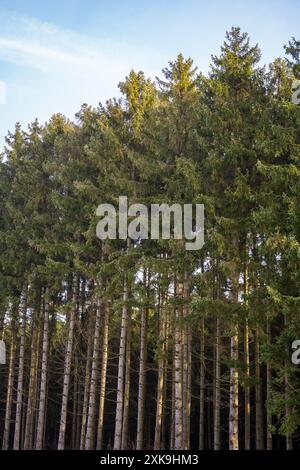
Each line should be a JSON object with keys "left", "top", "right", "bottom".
{"left": 0, "top": 0, "right": 299, "bottom": 147}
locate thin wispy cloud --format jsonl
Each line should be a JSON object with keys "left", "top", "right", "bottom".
{"left": 0, "top": 36, "right": 126, "bottom": 76}
{"left": 0, "top": 9, "right": 163, "bottom": 145}
{"left": 1, "top": 2, "right": 297, "bottom": 148}
{"left": 0, "top": 10, "right": 155, "bottom": 77}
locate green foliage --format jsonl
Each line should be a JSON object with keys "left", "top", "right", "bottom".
{"left": 1, "top": 28, "right": 300, "bottom": 447}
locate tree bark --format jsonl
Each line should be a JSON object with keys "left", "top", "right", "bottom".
{"left": 121, "top": 309, "right": 131, "bottom": 450}
{"left": 244, "top": 317, "right": 251, "bottom": 450}
{"left": 96, "top": 302, "right": 109, "bottom": 450}
{"left": 229, "top": 326, "right": 239, "bottom": 450}
{"left": 24, "top": 296, "right": 41, "bottom": 450}
{"left": 285, "top": 375, "right": 293, "bottom": 450}
{"left": 85, "top": 298, "right": 102, "bottom": 450}
{"left": 214, "top": 317, "right": 221, "bottom": 450}
{"left": 35, "top": 292, "right": 50, "bottom": 450}
{"left": 244, "top": 263, "right": 251, "bottom": 451}
{"left": 114, "top": 277, "right": 129, "bottom": 450}
{"left": 13, "top": 289, "right": 27, "bottom": 450}
{"left": 174, "top": 279, "right": 183, "bottom": 450}
{"left": 79, "top": 313, "right": 93, "bottom": 449}
{"left": 255, "top": 330, "right": 264, "bottom": 450}
{"left": 57, "top": 283, "right": 77, "bottom": 450}
{"left": 182, "top": 272, "right": 191, "bottom": 450}
{"left": 136, "top": 269, "right": 148, "bottom": 450}
{"left": 170, "top": 344, "right": 175, "bottom": 450}
{"left": 154, "top": 290, "right": 167, "bottom": 450}
{"left": 199, "top": 316, "right": 205, "bottom": 450}
{"left": 2, "top": 303, "right": 17, "bottom": 450}
{"left": 285, "top": 314, "right": 293, "bottom": 450}
{"left": 266, "top": 321, "right": 272, "bottom": 450}
{"left": 229, "top": 272, "right": 239, "bottom": 451}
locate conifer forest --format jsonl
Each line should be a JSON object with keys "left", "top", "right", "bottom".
{"left": 0, "top": 27, "right": 300, "bottom": 451}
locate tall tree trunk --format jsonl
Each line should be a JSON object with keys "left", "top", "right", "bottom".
{"left": 229, "top": 326, "right": 239, "bottom": 450}
{"left": 71, "top": 353, "right": 79, "bottom": 450}
{"left": 2, "top": 303, "right": 17, "bottom": 450}
{"left": 244, "top": 263, "right": 251, "bottom": 451}
{"left": 255, "top": 330, "right": 264, "bottom": 450}
{"left": 114, "top": 277, "right": 129, "bottom": 450}
{"left": 13, "top": 289, "right": 27, "bottom": 450}
{"left": 154, "top": 291, "right": 167, "bottom": 450}
{"left": 229, "top": 272, "right": 239, "bottom": 451}
{"left": 285, "top": 315, "right": 293, "bottom": 450}
{"left": 199, "top": 316, "right": 205, "bottom": 450}
{"left": 79, "top": 313, "right": 93, "bottom": 450}
{"left": 57, "top": 283, "right": 77, "bottom": 450}
{"left": 35, "top": 292, "right": 50, "bottom": 450}
{"left": 96, "top": 302, "right": 109, "bottom": 450}
{"left": 174, "top": 279, "right": 183, "bottom": 450}
{"left": 285, "top": 373, "right": 293, "bottom": 450}
{"left": 121, "top": 310, "right": 131, "bottom": 450}
{"left": 244, "top": 318, "right": 251, "bottom": 450}
{"left": 162, "top": 322, "right": 169, "bottom": 450}
{"left": 266, "top": 321, "right": 272, "bottom": 450}
{"left": 186, "top": 334, "right": 192, "bottom": 449}
{"left": 24, "top": 295, "right": 41, "bottom": 450}
{"left": 182, "top": 271, "right": 191, "bottom": 450}
{"left": 136, "top": 269, "right": 148, "bottom": 450}
{"left": 170, "top": 344, "right": 175, "bottom": 450}
{"left": 214, "top": 317, "right": 221, "bottom": 450}
{"left": 85, "top": 298, "right": 102, "bottom": 450}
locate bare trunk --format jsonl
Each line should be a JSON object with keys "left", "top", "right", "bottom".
{"left": 96, "top": 302, "right": 109, "bottom": 450}
{"left": 136, "top": 270, "right": 148, "bottom": 450}
{"left": 85, "top": 299, "right": 102, "bottom": 450}
{"left": 24, "top": 298, "right": 41, "bottom": 450}
{"left": 199, "top": 317, "right": 205, "bottom": 450}
{"left": 35, "top": 292, "right": 50, "bottom": 450}
{"left": 285, "top": 377, "right": 293, "bottom": 450}
{"left": 161, "top": 330, "right": 169, "bottom": 450}
{"left": 113, "top": 277, "right": 129, "bottom": 450}
{"left": 214, "top": 317, "right": 221, "bottom": 450}
{"left": 79, "top": 315, "right": 93, "bottom": 449}
{"left": 174, "top": 280, "right": 183, "bottom": 450}
{"left": 2, "top": 304, "right": 17, "bottom": 450}
{"left": 170, "top": 346, "right": 175, "bottom": 450}
{"left": 72, "top": 354, "right": 79, "bottom": 449}
{"left": 229, "top": 272, "right": 239, "bottom": 451}
{"left": 186, "top": 337, "right": 192, "bottom": 448}
{"left": 266, "top": 321, "right": 272, "bottom": 450}
{"left": 255, "top": 330, "right": 264, "bottom": 450}
{"left": 154, "top": 291, "right": 167, "bottom": 450}
{"left": 121, "top": 310, "right": 131, "bottom": 450}
{"left": 57, "top": 284, "right": 77, "bottom": 450}
{"left": 229, "top": 326, "right": 239, "bottom": 450}
{"left": 285, "top": 315, "right": 293, "bottom": 450}
{"left": 182, "top": 272, "right": 191, "bottom": 450}
{"left": 244, "top": 264, "right": 250, "bottom": 451}
{"left": 244, "top": 319, "right": 250, "bottom": 450}
{"left": 13, "top": 290, "right": 27, "bottom": 450}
